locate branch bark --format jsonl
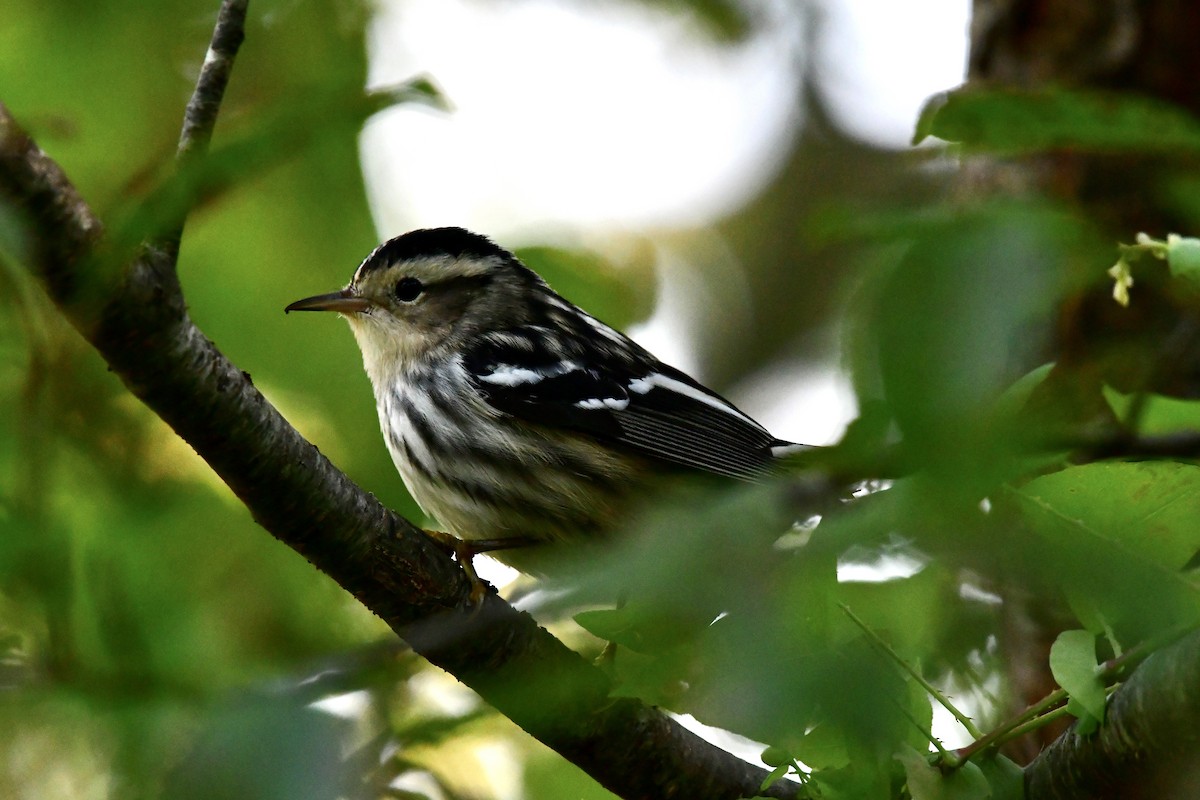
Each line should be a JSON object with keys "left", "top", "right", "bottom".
{"left": 1025, "top": 628, "right": 1200, "bottom": 799}
{"left": 0, "top": 5, "right": 795, "bottom": 799}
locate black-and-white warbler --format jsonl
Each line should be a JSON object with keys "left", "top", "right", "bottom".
{"left": 287, "top": 228, "right": 799, "bottom": 584}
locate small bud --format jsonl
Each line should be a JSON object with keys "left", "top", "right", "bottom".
{"left": 1107, "top": 257, "right": 1133, "bottom": 307}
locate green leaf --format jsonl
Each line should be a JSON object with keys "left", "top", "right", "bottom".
{"left": 1049, "top": 630, "right": 1107, "bottom": 723}
{"left": 1103, "top": 387, "right": 1200, "bottom": 436}
{"left": 902, "top": 678, "right": 937, "bottom": 751}
{"left": 925, "top": 87, "right": 1200, "bottom": 155}
{"left": 1020, "top": 461, "right": 1200, "bottom": 573}
{"left": 758, "top": 762, "right": 793, "bottom": 795}
{"left": 1166, "top": 233, "right": 1200, "bottom": 284}
{"left": 792, "top": 723, "right": 850, "bottom": 771}
{"left": 366, "top": 74, "right": 451, "bottom": 114}
{"left": 573, "top": 608, "right": 645, "bottom": 651}
{"left": 897, "top": 746, "right": 991, "bottom": 800}
{"left": 602, "top": 647, "right": 692, "bottom": 709}
{"left": 993, "top": 362, "right": 1055, "bottom": 419}
{"left": 811, "top": 763, "right": 892, "bottom": 800}
{"left": 913, "top": 91, "right": 950, "bottom": 145}
{"left": 760, "top": 745, "right": 792, "bottom": 768}
{"left": 867, "top": 205, "right": 1080, "bottom": 475}
{"left": 1015, "top": 468, "right": 1200, "bottom": 638}
{"left": 977, "top": 755, "right": 1024, "bottom": 800}
{"left": 636, "top": 0, "right": 753, "bottom": 41}
{"left": 1065, "top": 696, "right": 1103, "bottom": 737}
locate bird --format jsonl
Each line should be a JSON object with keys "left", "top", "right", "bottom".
{"left": 286, "top": 227, "right": 800, "bottom": 594}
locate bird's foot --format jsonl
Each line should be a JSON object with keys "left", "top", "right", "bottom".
{"left": 422, "top": 529, "right": 540, "bottom": 605}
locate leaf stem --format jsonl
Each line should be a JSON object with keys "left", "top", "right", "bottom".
{"left": 840, "top": 603, "right": 984, "bottom": 740}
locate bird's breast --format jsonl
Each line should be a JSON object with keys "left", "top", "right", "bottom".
{"left": 371, "top": 367, "right": 640, "bottom": 547}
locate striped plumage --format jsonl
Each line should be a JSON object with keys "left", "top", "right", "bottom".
{"left": 376, "top": 357, "right": 635, "bottom": 544}
{"left": 287, "top": 228, "right": 798, "bottom": 558}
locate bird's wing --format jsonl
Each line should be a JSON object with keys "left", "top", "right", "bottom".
{"left": 463, "top": 322, "right": 787, "bottom": 480}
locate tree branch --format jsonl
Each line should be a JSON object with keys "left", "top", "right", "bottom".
{"left": 159, "top": 0, "right": 248, "bottom": 264}
{"left": 177, "top": 0, "right": 247, "bottom": 165}
{"left": 0, "top": 13, "right": 795, "bottom": 800}
{"left": 1025, "top": 628, "right": 1200, "bottom": 799}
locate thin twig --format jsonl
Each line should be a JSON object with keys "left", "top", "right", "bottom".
{"left": 158, "top": 0, "right": 249, "bottom": 263}
{"left": 955, "top": 622, "right": 1199, "bottom": 763}
{"left": 954, "top": 689, "right": 1068, "bottom": 763}
{"left": 178, "top": 0, "right": 249, "bottom": 165}
{"left": 840, "top": 603, "right": 985, "bottom": 740}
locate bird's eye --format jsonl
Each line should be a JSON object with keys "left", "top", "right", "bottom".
{"left": 394, "top": 277, "right": 424, "bottom": 302}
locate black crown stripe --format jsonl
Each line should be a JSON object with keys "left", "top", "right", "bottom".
{"left": 357, "top": 227, "right": 513, "bottom": 275}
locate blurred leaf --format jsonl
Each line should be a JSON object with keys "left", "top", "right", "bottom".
{"left": 902, "top": 677, "right": 936, "bottom": 753}
{"left": 107, "top": 76, "right": 439, "bottom": 260}
{"left": 759, "top": 745, "right": 792, "bottom": 768}
{"left": 163, "top": 696, "right": 351, "bottom": 800}
{"left": 605, "top": 646, "right": 693, "bottom": 709}
{"left": 574, "top": 607, "right": 655, "bottom": 653}
{"left": 1049, "top": 629, "right": 1106, "bottom": 723}
{"left": 1104, "top": 386, "right": 1200, "bottom": 435}
{"left": 1166, "top": 234, "right": 1200, "bottom": 284}
{"left": 811, "top": 762, "right": 893, "bottom": 800}
{"left": 994, "top": 362, "right": 1055, "bottom": 419}
{"left": 792, "top": 722, "right": 850, "bottom": 771}
{"left": 925, "top": 88, "right": 1200, "bottom": 155}
{"left": 898, "top": 745, "right": 990, "bottom": 800}
{"left": 913, "top": 90, "right": 950, "bottom": 146}
{"left": 978, "top": 755, "right": 1024, "bottom": 800}
{"left": 608, "top": 0, "right": 753, "bottom": 41}
{"left": 757, "top": 764, "right": 794, "bottom": 797}
{"left": 523, "top": 748, "right": 619, "bottom": 800}
{"left": 366, "top": 73, "right": 451, "bottom": 114}
{"left": 390, "top": 708, "right": 491, "bottom": 749}
{"left": 867, "top": 204, "right": 1083, "bottom": 477}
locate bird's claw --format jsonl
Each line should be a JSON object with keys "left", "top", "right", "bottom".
{"left": 421, "top": 528, "right": 493, "bottom": 606}
{"left": 423, "top": 530, "right": 542, "bottom": 606}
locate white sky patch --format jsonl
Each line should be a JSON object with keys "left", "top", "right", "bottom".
{"left": 310, "top": 689, "right": 371, "bottom": 719}
{"left": 474, "top": 554, "right": 520, "bottom": 590}
{"left": 837, "top": 550, "right": 927, "bottom": 583}
{"left": 815, "top": 0, "right": 970, "bottom": 148}
{"left": 361, "top": 0, "right": 803, "bottom": 235}
{"left": 672, "top": 713, "right": 801, "bottom": 781}
{"left": 737, "top": 360, "right": 858, "bottom": 447}
{"left": 960, "top": 581, "right": 1003, "bottom": 606}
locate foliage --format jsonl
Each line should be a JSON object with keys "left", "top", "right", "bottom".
{"left": 4, "top": 2, "right": 1200, "bottom": 799}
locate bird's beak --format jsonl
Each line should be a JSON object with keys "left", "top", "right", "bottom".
{"left": 285, "top": 288, "right": 372, "bottom": 314}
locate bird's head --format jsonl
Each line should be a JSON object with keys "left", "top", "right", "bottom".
{"left": 287, "top": 227, "right": 542, "bottom": 377}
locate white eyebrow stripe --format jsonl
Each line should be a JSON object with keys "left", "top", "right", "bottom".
{"left": 628, "top": 373, "right": 761, "bottom": 427}
{"left": 477, "top": 360, "right": 581, "bottom": 387}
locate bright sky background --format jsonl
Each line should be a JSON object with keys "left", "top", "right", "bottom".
{"left": 360, "top": 0, "right": 970, "bottom": 446}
